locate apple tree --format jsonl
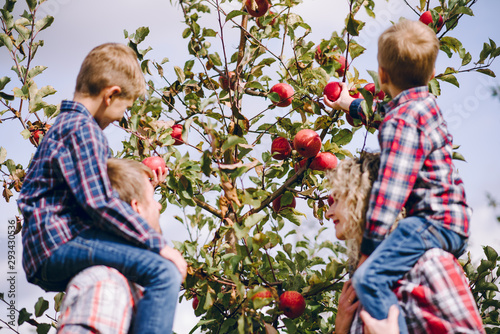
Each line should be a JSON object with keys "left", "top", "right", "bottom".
{"left": 1, "top": 0, "right": 500, "bottom": 333}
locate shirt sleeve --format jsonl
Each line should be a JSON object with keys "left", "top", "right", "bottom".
{"left": 360, "top": 117, "right": 431, "bottom": 255}
{"left": 57, "top": 122, "right": 167, "bottom": 253}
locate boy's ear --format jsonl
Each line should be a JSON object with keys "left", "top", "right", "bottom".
{"left": 378, "top": 67, "right": 389, "bottom": 85}
{"left": 430, "top": 68, "right": 436, "bottom": 80}
{"left": 103, "top": 86, "right": 122, "bottom": 106}
{"left": 130, "top": 198, "right": 140, "bottom": 214}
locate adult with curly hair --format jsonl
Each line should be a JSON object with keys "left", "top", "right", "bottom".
{"left": 326, "top": 153, "right": 484, "bottom": 334}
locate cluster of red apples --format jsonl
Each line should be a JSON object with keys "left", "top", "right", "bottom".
{"left": 141, "top": 124, "right": 185, "bottom": 172}
{"left": 271, "top": 129, "right": 338, "bottom": 213}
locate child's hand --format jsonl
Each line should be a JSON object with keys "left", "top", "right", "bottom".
{"left": 160, "top": 245, "right": 188, "bottom": 282}
{"left": 151, "top": 165, "right": 168, "bottom": 188}
{"left": 323, "top": 82, "right": 356, "bottom": 111}
{"left": 360, "top": 305, "right": 399, "bottom": 334}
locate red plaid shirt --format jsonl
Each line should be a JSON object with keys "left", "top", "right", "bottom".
{"left": 58, "top": 266, "right": 142, "bottom": 334}
{"left": 349, "top": 87, "right": 471, "bottom": 255}
{"left": 18, "top": 101, "right": 167, "bottom": 281}
{"left": 349, "top": 248, "right": 485, "bottom": 333}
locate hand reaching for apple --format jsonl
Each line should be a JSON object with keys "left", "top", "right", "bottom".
{"left": 323, "top": 82, "right": 356, "bottom": 111}
{"left": 160, "top": 245, "right": 188, "bottom": 282}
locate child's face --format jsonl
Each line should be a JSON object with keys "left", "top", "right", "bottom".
{"left": 135, "top": 174, "right": 162, "bottom": 234}
{"left": 325, "top": 195, "right": 349, "bottom": 240}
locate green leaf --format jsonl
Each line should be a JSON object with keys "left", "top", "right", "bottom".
{"left": 437, "top": 74, "right": 459, "bottom": 87}
{"left": 346, "top": 14, "right": 363, "bottom": 37}
{"left": 484, "top": 246, "right": 498, "bottom": 262}
{"left": 35, "top": 15, "right": 54, "bottom": 33}
{"left": 461, "top": 52, "right": 472, "bottom": 66}
{"left": 0, "top": 33, "right": 13, "bottom": 51}
{"left": 36, "top": 324, "right": 52, "bottom": 334}
{"left": 332, "top": 129, "right": 353, "bottom": 146}
{"left": 54, "top": 292, "right": 65, "bottom": 312}
{"left": 0, "top": 76, "right": 11, "bottom": 90}
{"left": 14, "top": 21, "right": 30, "bottom": 40}
{"left": 349, "top": 43, "right": 365, "bottom": 60}
{"left": 34, "top": 297, "right": 49, "bottom": 317}
{"left": 225, "top": 10, "right": 247, "bottom": 22}
{"left": 367, "top": 70, "right": 380, "bottom": 91}
{"left": 452, "top": 151, "right": 466, "bottom": 162}
{"left": 26, "top": 0, "right": 37, "bottom": 11}
{"left": 428, "top": 78, "right": 441, "bottom": 96}
{"left": 27, "top": 65, "right": 47, "bottom": 80}
{"left": 133, "top": 26, "right": 150, "bottom": 44}
{"left": 208, "top": 53, "right": 222, "bottom": 67}
{"left": 18, "top": 308, "right": 32, "bottom": 325}
{"left": 477, "top": 69, "right": 496, "bottom": 77}
{"left": 21, "top": 128, "right": 31, "bottom": 139}
{"left": 202, "top": 28, "right": 217, "bottom": 37}
{"left": 221, "top": 135, "right": 247, "bottom": 153}
{"left": 174, "top": 66, "right": 185, "bottom": 83}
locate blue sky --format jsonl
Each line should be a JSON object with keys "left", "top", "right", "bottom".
{"left": 1, "top": 0, "right": 499, "bottom": 332}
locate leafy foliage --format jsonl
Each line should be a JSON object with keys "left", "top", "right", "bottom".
{"left": 1, "top": 0, "right": 499, "bottom": 333}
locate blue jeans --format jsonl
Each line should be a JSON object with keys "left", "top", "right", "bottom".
{"left": 33, "top": 229, "right": 182, "bottom": 334}
{"left": 352, "top": 217, "right": 467, "bottom": 334}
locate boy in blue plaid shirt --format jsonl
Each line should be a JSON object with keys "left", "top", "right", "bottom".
{"left": 18, "top": 43, "right": 186, "bottom": 334}
{"left": 324, "top": 20, "right": 471, "bottom": 333}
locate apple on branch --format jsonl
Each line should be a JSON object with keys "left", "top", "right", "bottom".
{"left": 271, "top": 137, "right": 292, "bottom": 160}
{"left": 293, "top": 129, "right": 322, "bottom": 158}
{"left": 269, "top": 83, "right": 294, "bottom": 107}
{"left": 219, "top": 71, "right": 238, "bottom": 91}
{"left": 279, "top": 291, "right": 306, "bottom": 319}
{"left": 334, "top": 54, "right": 349, "bottom": 76}
{"left": 364, "top": 83, "right": 385, "bottom": 100}
{"left": 419, "top": 10, "right": 444, "bottom": 32}
{"left": 245, "top": 0, "right": 270, "bottom": 18}
{"left": 272, "top": 194, "right": 296, "bottom": 213}
{"left": 309, "top": 152, "right": 338, "bottom": 171}
{"left": 171, "top": 124, "right": 184, "bottom": 145}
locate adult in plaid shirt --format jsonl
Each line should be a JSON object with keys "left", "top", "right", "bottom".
{"left": 18, "top": 44, "right": 186, "bottom": 334}
{"left": 326, "top": 154, "right": 483, "bottom": 334}
{"left": 324, "top": 20, "right": 471, "bottom": 333}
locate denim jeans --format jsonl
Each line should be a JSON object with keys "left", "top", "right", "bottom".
{"left": 352, "top": 216, "right": 467, "bottom": 334}
{"left": 33, "top": 229, "right": 182, "bottom": 334}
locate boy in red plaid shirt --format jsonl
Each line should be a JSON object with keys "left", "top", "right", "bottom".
{"left": 324, "top": 20, "right": 471, "bottom": 333}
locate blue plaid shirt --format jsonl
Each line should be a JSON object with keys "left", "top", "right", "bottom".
{"left": 349, "top": 87, "right": 471, "bottom": 255}
{"left": 18, "top": 101, "right": 167, "bottom": 281}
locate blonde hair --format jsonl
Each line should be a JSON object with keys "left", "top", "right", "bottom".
{"left": 107, "top": 158, "right": 153, "bottom": 204}
{"left": 378, "top": 20, "right": 439, "bottom": 90}
{"left": 75, "top": 43, "right": 146, "bottom": 99}
{"left": 328, "top": 153, "right": 380, "bottom": 271}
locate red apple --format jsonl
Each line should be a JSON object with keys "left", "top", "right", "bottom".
{"left": 323, "top": 82, "right": 342, "bottom": 102}
{"left": 294, "top": 158, "right": 307, "bottom": 173}
{"left": 271, "top": 137, "right": 292, "bottom": 160}
{"left": 309, "top": 152, "right": 338, "bottom": 171}
{"left": 142, "top": 156, "right": 167, "bottom": 174}
{"left": 419, "top": 11, "right": 444, "bottom": 32}
{"left": 252, "top": 290, "right": 272, "bottom": 300}
{"left": 272, "top": 195, "right": 296, "bottom": 213}
{"left": 219, "top": 71, "right": 237, "bottom": 91}
{"left": 327, "top": 194, "right": 334, "bottom": 206}
{"left": 245, "top": 0, "right": 270, "bottom": 18}
{"left": 293, "top": 129, "right": 322, "bottom": 158}
{"left": 171, "top": 124, "right": 184, "bottom": 145}
{"left": 279, "top": 291, "right": 305, "bottom": 319}
{"left": 335, "top": 55, "right": 349, "bottom": 76}
{"left": 364, "top": 83, "right": 385, "bottom": 100}
{"left": 270, "top": 83, "right": 294, "bottom": 107}
{"left": 192, "top": 296, "right": 199, "bottom": 310}
{"left": 345, "top": 112, "right": 356, "bottom": 127}
{"left": 349, "top": 90, "right": 362, "bottom": 99}
{"left": 29, "top": 123, "right": 51, "bottom": 146}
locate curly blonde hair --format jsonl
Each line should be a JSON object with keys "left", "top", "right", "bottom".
{"left": 327, "top": 152, "right": 381, "bottom": 271}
